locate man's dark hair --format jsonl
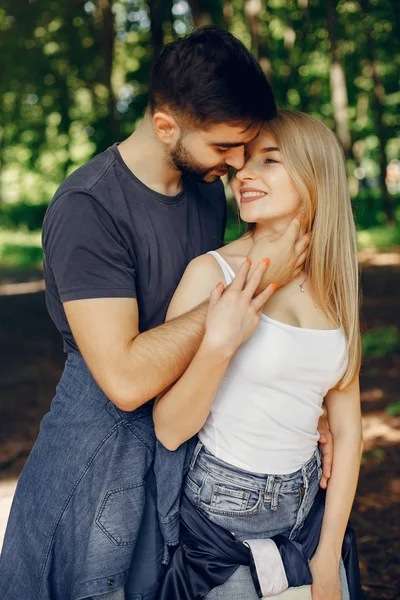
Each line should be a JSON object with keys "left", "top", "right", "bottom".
{"left": 148, "top": 27, "right": 276, "bottom": 128}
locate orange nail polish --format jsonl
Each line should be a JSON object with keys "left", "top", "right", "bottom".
{"left": 246, "top": 258, "right": 252, "bottom": 265}
{"left": 271, "top": 283, "right": 277, "bottom": 291}
{"left": 264, "top": 258, "right": 270, "bottom": 265}
{"left": 216, "top": 281, "right": 223, "bottom": 288}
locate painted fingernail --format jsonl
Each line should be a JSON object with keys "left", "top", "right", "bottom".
{"left": 264, "top": 258, "right": 270, "bottom": 265}
{"left": 216, "top": 281, "right": 223, "bottom": 288}
{"left": 246, "top": 258, "right": 252, "bottom": 265}
{"left": 271, "top": 283, "right": 277, "bottom": 291}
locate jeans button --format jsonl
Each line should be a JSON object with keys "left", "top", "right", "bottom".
{"left": 107, "top": 579, "right": 115, "bottom": 587}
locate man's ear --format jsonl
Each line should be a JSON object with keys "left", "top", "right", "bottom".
{"left": 152, "top": 111, "right": 181, "bottom": 145}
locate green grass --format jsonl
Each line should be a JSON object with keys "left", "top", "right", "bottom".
{"left": 0, "top": 230, "right": 43, "bottom": 271}
{"left": 357, "top": 224, "right": 400, "bottom": 251}
{"left": 361, "top": 447, "right": 386, "bottom": 465}
{"left": 361, "top": 326, "right": 400, "bottom": 359}
{"left": 386, "top": 400, "right": 400, "bottom": 417}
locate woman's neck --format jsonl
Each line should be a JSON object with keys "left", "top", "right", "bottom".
{"left": 251, "top": 216, "right": 296, "bottom": 242}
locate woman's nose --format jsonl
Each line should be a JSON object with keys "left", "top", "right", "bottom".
{"left": 236, "top": 162, "right": 256, "bottom": 182}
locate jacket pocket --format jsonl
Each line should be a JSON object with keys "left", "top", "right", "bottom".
{"left": 96, "top": 482, "right": 146, "bottom": 546}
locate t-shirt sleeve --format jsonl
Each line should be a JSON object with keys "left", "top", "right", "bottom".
{"left": 42, "top": 190, "right": 137, "bottom": 302}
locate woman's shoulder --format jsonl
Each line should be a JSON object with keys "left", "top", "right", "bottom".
{"left": 211, "top": 237, "right": 250, "bottom": 271}
{"left": 165, "top": 253, "right": 225, "bottom": 321}
{"left": 186, "top": 252, "right": 226, "bottom": 280}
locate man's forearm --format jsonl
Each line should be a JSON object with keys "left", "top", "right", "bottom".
{"left": 112, "top": 301, "right": 208, "bottom": 410}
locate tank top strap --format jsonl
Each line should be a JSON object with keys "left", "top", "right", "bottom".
{"left": 206, "top": 251, "right": 236, "bottom": 285}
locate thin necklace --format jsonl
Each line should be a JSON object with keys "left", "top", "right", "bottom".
{"left": 299, "top": 274, "right": 307, "bottom": 292}
{"left": 249, "top": 231, "right": 308, "bottom": 293}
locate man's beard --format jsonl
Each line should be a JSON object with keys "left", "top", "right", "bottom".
{"left": 170, "top": 137, "right": 228, "bottom": 183}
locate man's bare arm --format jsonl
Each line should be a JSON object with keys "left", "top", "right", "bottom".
{"left": 64, "top": 299, "right": 208, "bottom": 412}
{"left": 63, "top": 255, "right": 223, "bottom": 412}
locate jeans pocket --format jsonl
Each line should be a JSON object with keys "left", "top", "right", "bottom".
{"left": 200, "top": 476, "right": 262, "bottom": 516}
{"left": 96, "top": 482, "right": 146, "bottom": 546}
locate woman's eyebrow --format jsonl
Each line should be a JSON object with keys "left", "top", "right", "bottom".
{"left": 260, "top": 146, "right": 280, "bottom": 152}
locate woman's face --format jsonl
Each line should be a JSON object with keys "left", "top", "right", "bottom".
{"left": 231, "top": 129, "right": 302, "bottom": 226}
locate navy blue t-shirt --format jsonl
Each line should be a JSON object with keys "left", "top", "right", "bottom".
{"left": 42, "top": 144, "right": 227, "bottom": 353}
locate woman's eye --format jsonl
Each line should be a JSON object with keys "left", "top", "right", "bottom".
{"left": 217, "top": 148, "right": 228, "bottom": 154}
{"left": 264, "top": 158, "right": 278, "bottom": 164}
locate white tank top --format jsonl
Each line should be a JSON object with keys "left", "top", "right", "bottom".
{"left": 198, "top": 251, "right": 349, "bottom": 474}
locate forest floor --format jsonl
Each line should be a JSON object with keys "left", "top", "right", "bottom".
{"left": 0, "top": 251, "right": 399, "bottom": 599}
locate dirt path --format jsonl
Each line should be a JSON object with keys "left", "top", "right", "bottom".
{"left": 0, "top": 258, "right": 399, "bottom": 598}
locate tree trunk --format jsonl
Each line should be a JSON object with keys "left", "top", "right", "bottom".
{"left": 148, "top": 0, "right": 173, "bottom": 63}
{"left": 223, "top": 0, "right": 234, "bottom": 29}
{"left": 188, "top": 0, "right": 224, "bottom": 28}
{"left": 359, "top": 0, "right": 394, "bottom": 223}
{"left": 96, "top": 0, "right": 118, "bottom": 141}
{"left": 244, "top": 0, "right": 272, "bottom": 80}
{"left": 245, "top": 0, "right": 261, "bottom": 58}
{"left": 326, "top": 0, "right": 351, "bottom": 158}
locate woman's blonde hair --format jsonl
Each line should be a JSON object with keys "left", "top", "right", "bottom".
{"left": 258, "top": 110, "right": 361, "bottom": 388}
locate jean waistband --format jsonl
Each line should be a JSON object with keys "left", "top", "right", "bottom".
{"left": 190, "top": 441, "right": 321, "bottom": 491}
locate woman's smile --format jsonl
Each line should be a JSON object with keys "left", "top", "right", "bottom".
{"left": 239, "top": 187, "right": 268, "bottom": 203}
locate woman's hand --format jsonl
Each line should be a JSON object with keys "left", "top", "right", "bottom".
{"left": 309, "top": 552, "right": 341, "bottom": 600}
{"left": 203, "top": 257, "right": 276, "bottom": 356}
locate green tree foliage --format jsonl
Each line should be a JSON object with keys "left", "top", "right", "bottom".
{"left": 0, "top": 0, "right": 399, "bottom": 227}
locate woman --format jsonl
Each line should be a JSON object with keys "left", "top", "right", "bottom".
{"left": 153, "top": 110, "right": 363, "bottom": 599}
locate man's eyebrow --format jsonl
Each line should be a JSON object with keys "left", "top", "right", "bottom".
{"left": 260, "top": 146, "right": 280, "bottom": 152}
{"left": 209, "top": 142, "right": 246, "bottom": 148}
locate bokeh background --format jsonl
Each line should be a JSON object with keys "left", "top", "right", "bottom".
{"left": 0, "top": 1, "right": 399, "bottom": 598}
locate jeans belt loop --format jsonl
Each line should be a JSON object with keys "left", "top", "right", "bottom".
{"left": 189, "top": 439, "right": 203, "bottom": 470}
{"left": 264, "top": 474, "right": 275, "bottom": 503}
{"left": 271, "top": 480, "right": 282, "bottom": 512}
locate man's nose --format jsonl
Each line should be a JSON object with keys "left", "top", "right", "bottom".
{"left": 225, "top": 147, "right": 245, "bottom": 170}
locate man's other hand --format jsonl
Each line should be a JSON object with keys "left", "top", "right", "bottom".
{"left": 317, "top": 415, "right": 333, "bottom": 489}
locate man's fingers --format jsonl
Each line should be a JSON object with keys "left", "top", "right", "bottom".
{"left": 319, "top": 475, "right": 328, "bottom": 490}
{"left": 295, "top": 251, "right": 307, "bottom": 270}
{"left": 283, "top": 215, "right": 301, "bottom": 244}
{"left": 229, "top": 258, "right": 251, "bottom": 291}
{"left": 319, "top": 437, "right": 333, "bottom": 483}
{"left": 294, "top": 232, "right": 310, "bottom": 256}
{"left": 293, "top": 266, "right": 303, "bottom": 279}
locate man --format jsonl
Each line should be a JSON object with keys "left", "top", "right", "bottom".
{"left": 0, "top": 28, "right": 322, "bottom": 599}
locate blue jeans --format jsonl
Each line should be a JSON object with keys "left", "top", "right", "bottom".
{"left": 184, "top": 441, "right": 350, "bottom": 599}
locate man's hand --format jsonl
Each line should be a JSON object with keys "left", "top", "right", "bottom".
{"left": 317, "top": 415, "right": 333, "bottom": 489}
{"left": 246, "top": 215, "right": 310, "bottom": 291}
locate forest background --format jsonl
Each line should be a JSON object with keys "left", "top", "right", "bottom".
{"left": 0, "top": 2, "right": 399, "bottom": 599}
